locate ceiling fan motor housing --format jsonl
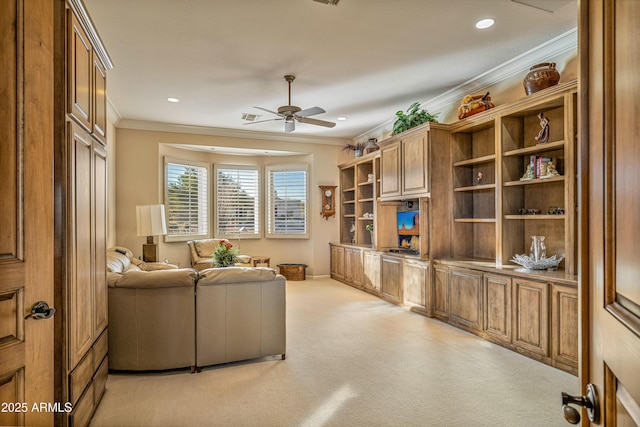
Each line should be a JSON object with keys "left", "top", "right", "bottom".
{"left": 278, "top": 105, "right": 301, "bottom": 115}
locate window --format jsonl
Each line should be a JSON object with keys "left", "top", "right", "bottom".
{"left": 266, "top": 165, "right": 308, "bottom": 238}
{"left": 164, "top": 158, "right": 209, "bottom": 240}
{"left": 214, "top": 165, "right": 260, "bottom": 237}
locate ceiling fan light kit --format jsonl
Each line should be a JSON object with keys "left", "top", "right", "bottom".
{"left": 244, "top": 75, "right": 336, "bottom": 133}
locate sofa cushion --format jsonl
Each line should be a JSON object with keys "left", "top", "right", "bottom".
{"left": 113, "top": 269, "right": 198, "bottom": 289}
{"left": 198, "top": 267, "right": 277, "bottom": 285}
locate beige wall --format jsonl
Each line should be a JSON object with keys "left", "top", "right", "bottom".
{"left": 113, "top": 128, "right": 342, "bottom": 276}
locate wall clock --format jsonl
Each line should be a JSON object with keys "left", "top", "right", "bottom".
{"left": 319, "top": 185, "right": 337, "bottom": 219}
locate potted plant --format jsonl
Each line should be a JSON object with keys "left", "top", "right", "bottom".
{"left": 342, "top": 141, "right": 367, "bottom": 158}
{"left": 392, "top": 102, "right": 439, "bottom": 135}
{"left": 213, "top": 240, "right": 238, "bottom": 267}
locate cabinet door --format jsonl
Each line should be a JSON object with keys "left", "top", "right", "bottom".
{"left": 68, "top": 12, "right": 92, "bottom": 131}
{"left": 380, "top": 255, "right": 403, "bottom": 304}
{"left": 448, "top": 267, "right": 483, "bottom": 333}
{"left": 550, "top": 284, "right": 577, "bottom": 373}
{"left": 403, "top": 259, "right": 430, "bottom": 312}
{"left": 363, "top": 251, "right": 381, "bottom": 293}
{"left": 344, "top": 248, "right": 363, "bottom": 288}
{"left": 432, "top": 263, "right": 449, "bottom": 319}
{"left": 512, "top": 278, "right": 548, "bottom": 357}
{"left": 401, "top": 133, "right": 428, "bottom": 196}
{"left": 92, "top": 52, "right": 107, "bottom": 142}
{"left": 69, "top": 124, "right": 95, "bottom": 369}
{"left": 483, "top": 274, "right": 512, "bottom": 343}
{"left": 380, "top": 142, "right": 401, "bottom": 198}
{"left": 330, "top": 245, "right": 345, "bottom": 280}
{"left": 93, "top": 143, "right": 108, "bottom": 337}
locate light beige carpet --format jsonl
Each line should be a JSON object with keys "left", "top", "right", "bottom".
{"left": 90, "top": 277, "right": 577, "bottom": 427}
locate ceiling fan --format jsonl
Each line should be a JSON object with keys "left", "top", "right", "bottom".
{"left": 244, "top": 75, "right": 336, "bottom": 133}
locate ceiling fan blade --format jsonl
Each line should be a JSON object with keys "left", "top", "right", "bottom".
{"left": 285, "top": 120, "right": 295, "bottom": 133}
{"left": 297, "top": 106, "right": 325, "bottom": 117}
{"left": 297, "top": 116, "right": 336, "bottom": 128}
{"left": 242, "top": 118, "right": 284, "bottom": 125}
{"left": 253, "top": 106, "right": 282, "bottom": 116}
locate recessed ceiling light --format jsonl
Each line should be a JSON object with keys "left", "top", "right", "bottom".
{"left": 167, "top": 97, "right": 180, "bottom": 103}
{"left": 337, "top": 116, "right": 348, "bottom": 121}
{"left": 475, "top": 18, "right": 495, "bottom": 29}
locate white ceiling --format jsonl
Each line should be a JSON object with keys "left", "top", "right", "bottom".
{"left": 84, "top": 0, "right": 577, "bottom": 141}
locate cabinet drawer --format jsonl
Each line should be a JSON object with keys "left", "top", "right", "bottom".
{"left": 70, "top": 382, "right": 94, "bottom": 427}
{"left": 93, "top": 329, "right": 108, "bottom": 370}
{"left": 93, "top": 356, "right": 108, "bottom": 405}
{"left": 69, "top": 349, "right": 93, "bottom": 405}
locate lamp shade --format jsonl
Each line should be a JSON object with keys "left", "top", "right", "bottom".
{"left": 136, "top": 204, "right": 167, "bottom": 236}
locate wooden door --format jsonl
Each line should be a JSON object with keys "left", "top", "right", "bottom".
{"left": 0, "top": 1, "right": 55, "bottom": 425}
{"left": 380, "top": 142, "right": 401, "bottom": 198}
{"left": 380, "top": 255, "right": 402, "bottom": 304}
{"left": 401, "top": 132, "right": 428, "bottom": 196}
{"left": 581, "top": 0, "right": 640, "bottom": 424}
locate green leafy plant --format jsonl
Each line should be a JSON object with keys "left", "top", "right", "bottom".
{"left": 365, "top": 224, "right": 374, "bottom": 232}
{"left": 342, "top": 142, "right": 366, "bottom": 152}
{"left": 212, "top": 240, "right": 238, "bottom": 267}
{"left": 392, "top": 102, "right": 439, "bottom": 135}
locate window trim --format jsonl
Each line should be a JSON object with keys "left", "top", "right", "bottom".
{"left": 163, "top": 157, "right": 210, "bottom": 242}
{"left": 213, "top": 164, "right": 261, "bottom": 239}
{"left": 266, "top": 164, "right": 309, "bottom": 239}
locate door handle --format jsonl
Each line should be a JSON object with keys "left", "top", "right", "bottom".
{"left": 562, "top": 383, "right": 600, "bottom": 424}
{"left": 25, "top": 301, "right": 56, "bottom": 320}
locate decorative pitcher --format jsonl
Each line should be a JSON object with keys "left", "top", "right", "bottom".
{"left": 530, "top": 235, "right": 546, "bottom": 261}
{"left": 523, "top": 63, "right": 560, "bottom": 95}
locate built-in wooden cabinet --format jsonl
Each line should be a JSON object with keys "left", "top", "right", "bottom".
{"left": 483, "top": 273, "right": 512, "bottom": 344}
{"left": 330, "top": 245, "right": 345, "bottom": 281}
{"left": 344, "top": 247, "right": 363, "bottom": 289}
{"left": 550, "top": 284, "right": 578, "bottom": 372}
{"left": 450, "top": 81, "right": 577, "bottom": 274}
{"left": 339, "top": 153, "right": 380, "bottom": 246}
{"left": 403, "top": 259, "right": 430, "bottom": 315}
{"left": 362, "top": 250, "right": 381, "bottom": 294}
{"left": 448, "top": 267, "right": 484, "bottom": 333}
{"left": 58, "top": 3, "right": 112, "bottom": 425}
{"left": 380, "top": 254, "right": 403, "bottom": 304}
{"left": 432, "top": 264, "right": 450, "bottom": 320}
{"left": 379, "top": 123, "right": 449, "bottom": 201}
{"left": 512, "top": 277, "right": 549, "bottom": 358}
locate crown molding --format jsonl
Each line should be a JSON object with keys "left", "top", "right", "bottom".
{"left": 107, "top": 97, "right": 122, "bottom": 126}
{"left": 355, "top": 27, "right": 577, "bottom": 142}
{"left": 116, "top": 119, "right": 350, "bottom": 146}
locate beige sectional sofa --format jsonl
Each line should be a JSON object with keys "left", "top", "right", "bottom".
{"left": 107, "top": 247, "right": 286, "bottom": 372}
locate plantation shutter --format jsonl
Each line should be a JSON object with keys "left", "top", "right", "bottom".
{"left": 215, "top": 166, "right": 260, "bottom": 236}
{"left": 267, "top": 166, "right": 308, "bottom": 237}
{"left": 165, "top": 160, "right": 208, "bottom": 237}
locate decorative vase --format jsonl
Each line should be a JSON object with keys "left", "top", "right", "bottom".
{"left": 354, "top": 149, "right": 363, "bottom": 158}
{"left": 523, "top": 63, "right": 560, "bottom": 95}
{"left": 529, "top": 235, "right": 546, "bottom": 262}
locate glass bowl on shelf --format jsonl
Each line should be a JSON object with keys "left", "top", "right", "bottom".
{"left": 510, "top": 253, "right": 564, "bottom": 270}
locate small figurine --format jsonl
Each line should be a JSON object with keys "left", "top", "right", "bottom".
{"left": 535, "top": 112, "right": 550, "bottom": 144}
{"left": 476, "top": 171, "right": 484, "bottom": 184}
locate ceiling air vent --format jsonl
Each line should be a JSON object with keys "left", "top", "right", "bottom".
{"left": 241, "top": 113, "right": 261, "bottom": 122}
{"left": 313, "top": 0, "right": 340, "bottom": 6}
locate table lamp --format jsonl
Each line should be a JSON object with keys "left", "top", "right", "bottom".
{"left": 136, "top": 204, "right": 167, "bottom": 262}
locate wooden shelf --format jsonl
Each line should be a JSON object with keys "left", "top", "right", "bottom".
{"left": 358, "top": 181, "right": 374, "bottom": 186}
{"left": 453, "top": 154, "right": 496, "bottom": 167}
{"left": 504, "top": 214, "right": 566, "bottom": 220}
{"left": 359, "top": 198, "right": 374, "bottom": 202}
{"left": 343, "top": 187, "right": 355, "bottom": 192}
{"left": 358, "top": 217, "right": 374, "bottom": 221}
{"left": 454, "top": 218, "right": 496, "bottom": 223}
{"left": 504, "top": 175, "right": 565, "bottom": 186}
{"left": 343, "top": 214, "right": 356, "bottom": 218}
{"left": 503, "top": 140, "right": 565, "bottom": 157}
{"left": 454, "top": 183, "right": 496, "bottom": 192}
{"left": 343, "top": 200, "right": 355, "bottom": 204}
